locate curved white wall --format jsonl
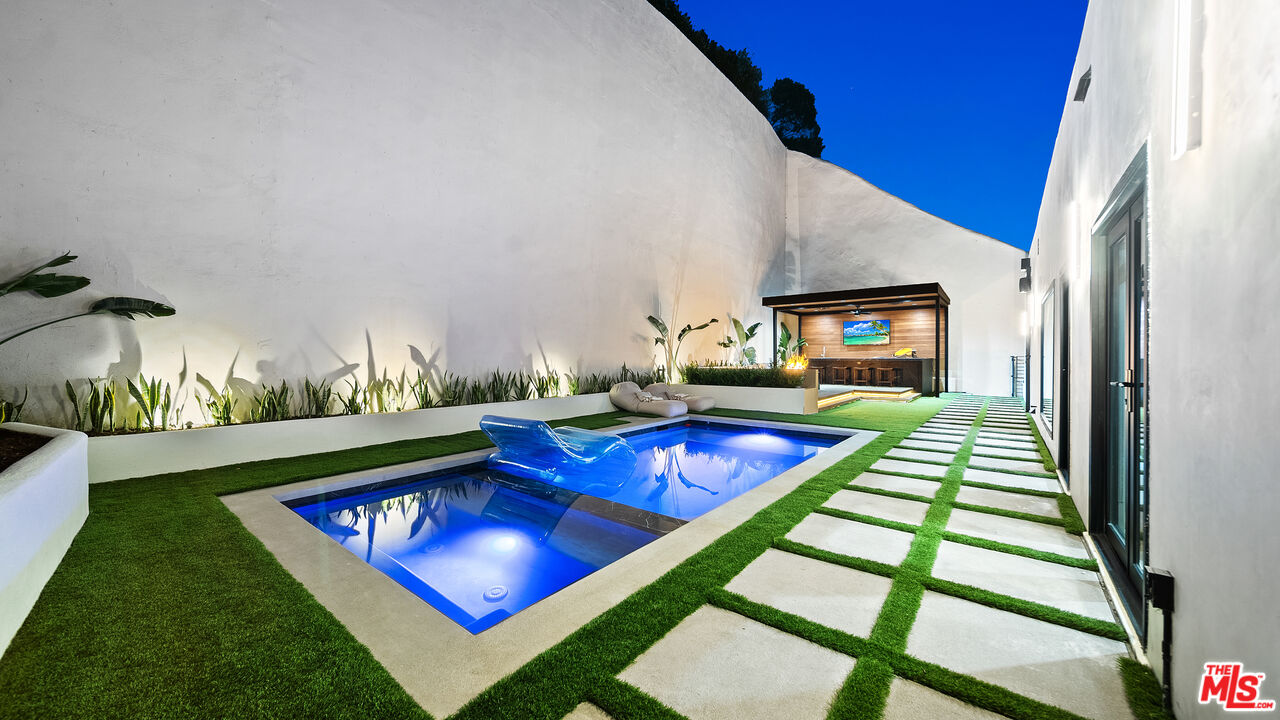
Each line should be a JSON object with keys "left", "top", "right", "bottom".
{"left": 786, "top": 153, "right": 1026, "bottom": 396}
{"left": 0, "top": 0, "right": 787, "bottom": 423}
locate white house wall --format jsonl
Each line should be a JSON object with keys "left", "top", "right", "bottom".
{"left": 0, "top": 0, "right": 788, "bottom": 423}
{"left": 1027, "top": 1, "right": 1280, "bottom": 715}
{"left": 786, "top": 153, "right": 1026, "bottom": 397}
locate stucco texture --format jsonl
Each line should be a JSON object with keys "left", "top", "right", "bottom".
{"left": 0, "top": 0, "right": 787, "bottom": 422}
{"left": 786, "top": 153, "right": 1026, "bottom": 397}
{"left": 1027, "top": 1, "right": 1280, "bottom": 716}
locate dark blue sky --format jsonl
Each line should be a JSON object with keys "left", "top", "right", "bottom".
{"left": 676, "top": 0, "right": 1088, "bottom": 250}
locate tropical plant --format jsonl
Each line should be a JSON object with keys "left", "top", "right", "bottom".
{"left": 367, "top": 368, "right": 411, "bottom": 414}
{"left": 64, "top": 381, "right": 85, "bottom": 431}
{"left": 531, "top": 369, "right": 561, "bottom": 398}
{"left": 299, "top": 378, "right": 334, "bottom": 418}
{"left": 127, "top": 374, "right": 173, "bottom": 431}
{"left": 0, "top": 252, "right": 88, "bottom": 300}
{"left": 409, "top": 370, "right": 434, "bottom": 410}
{"left": 434, "top": 372, "right": 467, "bottom": 407}
{"left": 566, "top": 371, "right": 581, "bottom": 396}
{"left": 195, "top": 373, "right": 236, "bottom": 427}
{"left": 338, "top": 380, "right": 366, "bottom": 415}
{"left": 777, "top": 321, "right": 808, "bottom": 364}
{"left": 0, "top": 387, "right": 27, "bottom": 423}
{"left": 0, "top": 253, "right": 176, "bottom": 347}
{"left": 251, "top": 381, "right": 294, "bottom": 423}
{"left": 647, "top": 312, "right": 717, "bottom": 382}
{"left": 717, "top": 316, "right": 763, "bottom": 366}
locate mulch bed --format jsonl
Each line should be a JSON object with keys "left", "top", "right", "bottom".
{"left": 0, "top": 429, "right": 51, "bottom": 473}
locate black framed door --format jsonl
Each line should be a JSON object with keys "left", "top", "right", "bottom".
{"left": 1059, "top": 279, "right": 1070, "bottom": 485}
{"left": 1092, "top": 191, "right": 1149, "bottom": 632}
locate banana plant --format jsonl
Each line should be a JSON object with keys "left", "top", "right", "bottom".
{"left": 0, "top": 252, "right": 89, "bottom": 300}
{"left": 127, "top": 374, "right": 172, "bottom": 432}
{"left": 718, "top": 316, "right": 762, "bottom": 366}
{"left": 1, "top": 296, "right": 176, "bottom": 347}
{"left": 1, "top": 252, "right": 176, "bottom": 347}
{"left": 777, "top": 321, "right": 809, "bottom": 364}
{"left": 647, "top": 313, "right": 717, "bottom": 382}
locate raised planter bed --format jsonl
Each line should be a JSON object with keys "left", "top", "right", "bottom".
{"left": 87, "top": 393, "right": 615, "bottom": 483}
{"left": 0, "top": 423, "right": 88, "bottom": 656}
{"left": 672, "top": 382, "right": 818, "bottom": 415}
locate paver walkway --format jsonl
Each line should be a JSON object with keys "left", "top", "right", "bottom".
{"left": 597, "top": 396, "right": 1135, "bottom": 720}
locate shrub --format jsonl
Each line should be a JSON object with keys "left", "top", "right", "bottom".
{"left": 682, "top": 365, "right": 804, "bottom": 388}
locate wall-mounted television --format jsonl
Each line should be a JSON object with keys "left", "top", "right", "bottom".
{"left": 843, "top": 319, "right": 890, "bottom": 345}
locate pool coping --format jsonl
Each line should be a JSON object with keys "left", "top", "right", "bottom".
{"left": 221, "top": 414, "right": 879, "bottom": 718}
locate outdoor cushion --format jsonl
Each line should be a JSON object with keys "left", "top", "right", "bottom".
{"left": 643, "top": 382, "right": 716, "bottom": 412}
{"left": 609, "top": 381, "right": 688, "bottom": 417}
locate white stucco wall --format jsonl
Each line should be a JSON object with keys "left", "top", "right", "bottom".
{"left": 1027, "top": 1, "right": 1280, "bottom": 715}
{"left": 786, "top": 153, "right": 1026, "bottom": 397}
{"left": 0, "top": 0, "right": 787, "bottom": 424}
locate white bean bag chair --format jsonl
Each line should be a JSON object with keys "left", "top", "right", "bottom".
{"left": 608, "top": 381, "right": 688, "bottom": 417}
{"left": 643, "top": 383, "right": 716, "bottom": 412}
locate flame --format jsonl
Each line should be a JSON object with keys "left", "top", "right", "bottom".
{"left": 784, "top": 355, "right": 809, "bottom": 370}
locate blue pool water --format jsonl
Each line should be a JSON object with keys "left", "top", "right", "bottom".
{"left": 286, "top": 421, "right": 841, "bottom": 633}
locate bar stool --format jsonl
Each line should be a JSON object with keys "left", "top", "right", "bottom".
{"left": 851, "top": 367, "right": 870, "bottom": 385}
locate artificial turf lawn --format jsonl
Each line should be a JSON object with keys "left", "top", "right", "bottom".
{"left": 0, "top": 411, "right": 631, "bottom": 719}
{"left": 0, "top": 396, "right": 1127, "bottom": 720}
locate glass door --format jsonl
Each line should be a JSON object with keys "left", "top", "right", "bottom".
{"left": 1099, "top": 193, "right": 1148, "bottom": 624}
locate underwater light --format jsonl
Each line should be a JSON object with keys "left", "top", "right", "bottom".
{"left": 490, "top": 534, "right": 519, "bottom": 553}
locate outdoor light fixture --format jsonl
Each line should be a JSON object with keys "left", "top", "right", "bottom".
{"left": 1018, "top": 257, "right": 1032, "bottom": 293}
{"left": 1073, "top": 66, "right": 1092, "bottom": 101}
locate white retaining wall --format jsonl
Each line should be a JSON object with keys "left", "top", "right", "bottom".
{"left": 0, "top": 424, "right": 88, "bottom": 656}
{"left": 88, "top": 394, "right": 615, "bottom": 483}
{"left": 0, "top": 0, "right": 788, "bottom": 423}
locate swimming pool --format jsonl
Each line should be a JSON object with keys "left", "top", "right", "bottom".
{"left": 285, "top": 420, "right": 843, "bottom": 632}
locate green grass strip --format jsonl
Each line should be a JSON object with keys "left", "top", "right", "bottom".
{"left": 950, "top": 500, "right": 1067, "bottom": 527}
{"left": 1058, "top": 493, "right": 1086, "bottom": 535}
{"left": 970, "top": 450, "right": 1047, "bottom": 464}
{"left": 920, "top": 576, "right": 1127, "bottom": 641}
{"left": 829, "top": 658, "right": 896, "bottom": 719}
{"left": 813, "top": 505, "right": 921, "bottom": 535}
{"left": 959, "top": 479, "right": 1059, "bottom": 497}
{"left": 967, "top": 463, "right": 1058, "bottom": 479}
{"left": 890, "top": 652, "right": 1091, "bottom": 720}
{"left": 1119, "top": 658, "right": 1175, "bottom": 720}
{"left": 772, "top": 538, "right": 900, "bottom": 580}
{"left": 586, "top": 677, "right": 686, "bottom": 720}
{"left": 882, "top": 454, "right": 953, "bottom": 467}
{"left": 821, "top": 399, "right": 988, "bottom": 716}
{"left": 1025, "top": 412, "right": 1060, "bottom": 473}
{"left": 775, "top": 536, "right": 1122, "bottom": 641}
{"left": 861, "top": 469, "right": 951, "bottom": 483}
{"left": 942, "top": 531, "right": 1099, "bottom": 570}
{"left": 708, "top": 586, "right": 1092, "bottom": 720}
{"left": 846, "top": 483, "right": 937, "bottom": 504}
